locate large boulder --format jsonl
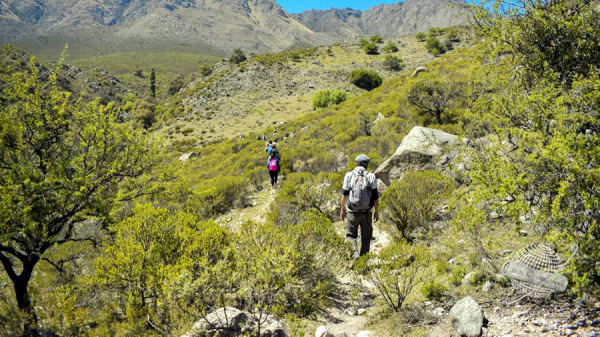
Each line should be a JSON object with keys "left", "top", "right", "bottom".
{"left": 374, "top": 126, "right": 460, "bottom": 192}
{"left": 449, "top": 296, "right": 485, "bottom": 337}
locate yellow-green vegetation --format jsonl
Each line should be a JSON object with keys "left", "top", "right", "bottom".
{"left": 381, "top": 170, "right": 454, "bottom": 241}
{"left": 1, "top": 0, "right": 600, "bottom": 334}
{"left": 70, "top": 52, "right": 220, "bottom": 78}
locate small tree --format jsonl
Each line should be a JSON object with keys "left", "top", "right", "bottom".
{"left": 353, "top": 240, "right": 431, "bottom": 312}
{"left": 149, "top": 67, "right": 156, "bottom": 98}
{"left": 446, "top": 27, "right": 459, "bottom": 42}
{"left": 199, "top": 63, "right": 213, "bottom": 76}
{"left": 383, "top": 42, "right": 399, "bottom": 53}
{"left": 349, "top": 69, "right": 383, "bottom": 91}
{"left": 167, "top": 74, "right": 185, "bottom": 96}
{"left": 0, "top": 58, "right": 157, "bottom": 333}
{"left": 312, "top": 89, "right": 331, "bottom": 108}
{"left": 382, "top": 55, "right": 404, "bottom": 71}
{"left": 381, "top": 170, "right": 453, "bottom": 241}
{"left": 370, "top": 35, "right": 383, "bottom": 43}
{"left": 407, "top": 80, "right": 461, "bottom": 124}
{"left": 229, "top": 48, "right": 246, "bottom": 64}
{"left": 425, "top": 37, "right": 446, "bottom": 56}
{"left": 329, "top": 89, "right": 348, "bottom": 105}
{"left": 416, "top": 32, "right": 427, "bottom": 42}
{"left": 363, "top": 42, "right": 379, "bottom": 55}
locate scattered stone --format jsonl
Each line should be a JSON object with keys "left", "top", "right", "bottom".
{"left": 315, "top": 326, "right": 333, "bottom": 337}
{"left": 432, "top": 307, "right": 445, "bottom": 316}
{"left": 373, "top": 112, "right": 385, "bottom": 124}
{"left": 502, "top": 250, "right": 512, "bottom": 256}
{"left": 334, "top": 333, "right": 348, "bottom": 337}
{"left": 519, "top": 230, "right": 528, "bottom": 237}
{"left": 357, "top": 331, "right": 374, "bottom": 337}
{"left": 410, "top": 65, "right": 427, "bottom": 77}
{"left": 357, "top": 308, "right": 366, "bottom": 315}
{"left": 179, "top": 152, "right": 199, "bottom": 162}
{"left": 449, "top": 296, "right": 485, "bottom": 337}
{"left": 482, "top": 280, "right": 493, "bottom": 293}
{"left": 489, "top": 211, "right": 500, "bottom": 219}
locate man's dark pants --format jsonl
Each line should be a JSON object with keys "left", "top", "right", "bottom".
{"left": 345, "top": 211, "right": 373, "bottom": 258}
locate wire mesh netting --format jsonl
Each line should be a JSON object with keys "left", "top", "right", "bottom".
{"left": 510, "top": 244, "right": 563, "bottom": 298}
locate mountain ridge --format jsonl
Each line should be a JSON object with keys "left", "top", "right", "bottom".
{"left": 0, "top": 0, "right": 469, "bottom": 58}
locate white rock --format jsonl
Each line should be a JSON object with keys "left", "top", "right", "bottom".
{"left": 482, "top": 280, "right": 493, "bottom": 293}
{"left": 315, "top": 326, "right": 333, "bottom": 337}
{"left": 357, "top": 331, "right": 374, "bottom": 337}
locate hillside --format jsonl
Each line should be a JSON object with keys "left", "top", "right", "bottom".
{"left": 0, "top": 0, "right": 469, "bottom": 59}
{"left": 162, "top": 27, "right": 474, "bottom": 151}
{"left": 1, "top": 0, "right": 600, "bottom": 335}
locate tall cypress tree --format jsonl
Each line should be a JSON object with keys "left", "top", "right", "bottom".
{"left": 149, "top": 67, "right": 156, "bottom": 98}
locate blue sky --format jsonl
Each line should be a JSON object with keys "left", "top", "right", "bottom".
{"left": 276, "top": 0, "right": 402, "bottom": 13}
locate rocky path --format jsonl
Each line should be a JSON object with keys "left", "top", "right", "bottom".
{"left": 317, "top": 224, "right": 393, "bottom": 337}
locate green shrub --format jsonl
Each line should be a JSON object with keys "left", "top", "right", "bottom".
{"left": 450, "top": 266, "right": 467, "bottom": 286}
{"left": 363, "top": 42, "right": 379, "bottom": 55}
{"left": 313, "top": 89, "right": 348, "bottom": 108}
{"left": 416, "top": 32, "right": 427, "bottom": 41}
{"left": 199, "top": 63, "right": 213, "bottom": 76}
{"left": 446, "top": 28, "right": 459, "bottom": 42}
{"left": 359, "top": 38, "right": 370, "bottom": 47}
{"left": 168, "top": 75, "right": 186, "bottom": 96}
{"left": 312, "top": 89, "right": 331, "bottom": 108}
{"left": 268, "top": 172, "right": 340, "bottom": 226}
{"left": 353, "top": 240, "right": 432, "bottom": 312}
{"left": 329, "top": 89, "right": 348, "bottom": 105}
{"left": 370, "top": 35, "right": 383, "bottom": 43}
{"left": 428, "top": 27, "right": 445, "bottom": 37}
{"left": 381, "top": 170, "right": 453, "bottom": 241}
{"left": 186, "top": 176, "right": 249, "bottom": 218}
{"left": 235, "top": 211, "right": 349, "bottom": 317}
{"left": 383, "top": 42, "right": 399, "bottom": 53}
{"left": 133, "top": 99, "right": 156, "bottom": 129}
{"left": 425, "top": 37, "right": 446, "bottom": 56}
{"left": 420, "top": 280, "right": 447, "bottom": 300}
{"left": 382, "top": 55, "right": 404, "bottom": 71}
{"left": 349, "top": 69, "right": 383, "bottom": 91}
{"left": 229, "top": 48, "right": 246, "bottom": 64}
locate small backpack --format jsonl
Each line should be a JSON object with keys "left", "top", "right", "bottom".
{"left": 269, "top": 158, "right": 278, "bottom": 171}
{"left": 348, "top": 170, "right": 372, "bottom": 210}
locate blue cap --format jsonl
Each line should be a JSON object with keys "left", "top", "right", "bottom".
{"left": 355, "top": 154, "right": 370, "bottom": 162}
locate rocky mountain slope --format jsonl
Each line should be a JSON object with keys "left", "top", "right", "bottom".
{"left": 293, "top": 0, "right": 468, "bottom": 39}
{"left": 0, "top": 0, "right": 468, "bottom": 58}
{"left": 0, "top": 44, "right": 132, "bottom": 104}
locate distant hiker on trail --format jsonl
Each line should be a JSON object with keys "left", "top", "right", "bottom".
{"left": 273, "top": 130, "right": 278, "bottom": 138}
{"left": 340, "top": 154, "right": 379, "bottom": 259}
{"left": 267, "top": 152, "right": 280, "bottom": 187}
{"left": 263, "top": 133, "right": 267, "bottom": 140}
{"left": 265, "top": 141, "right": 272, "bottom": 153}
{"left": 257, "top": 135, "right": 261, "bottom": 140}
{"left": 290, "top": 130, "right": 296, "bottom": 138}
